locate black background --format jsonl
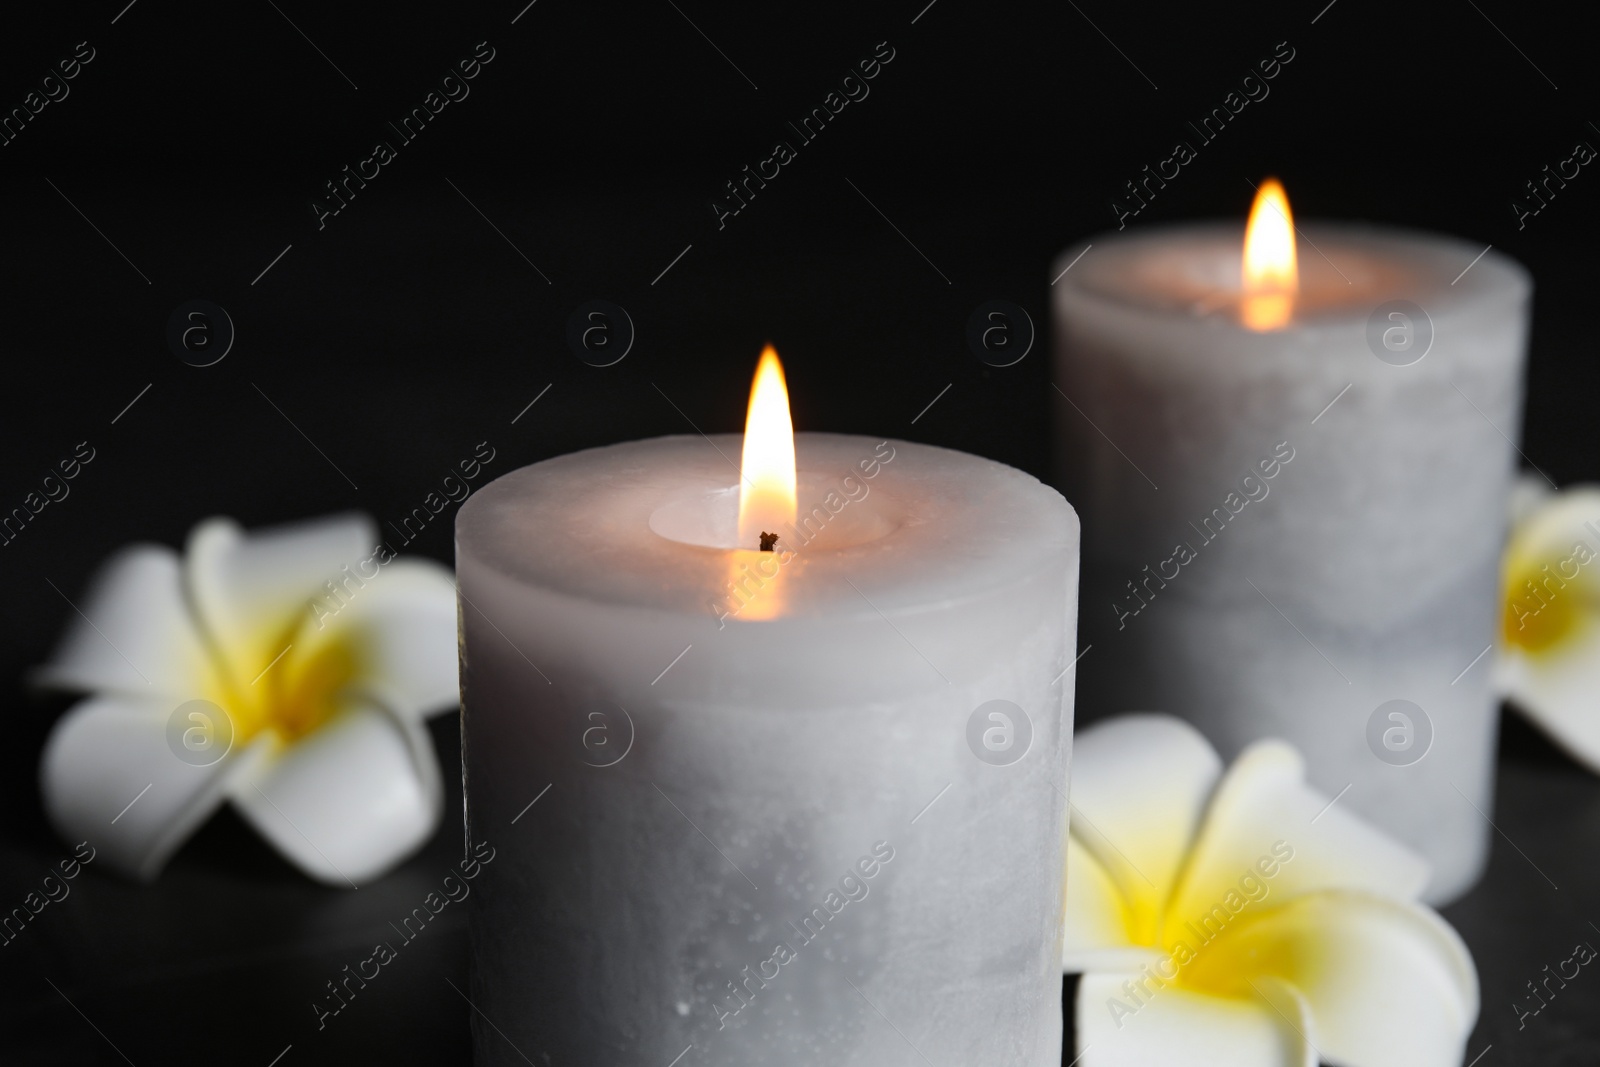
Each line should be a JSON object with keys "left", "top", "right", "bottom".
{"left": 3, "top": 0, "right": 1599, "bottom": 1063}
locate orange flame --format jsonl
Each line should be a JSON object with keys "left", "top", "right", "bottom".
{"left": 1242, "top": 178, "right": 1298, "bottom": 331}
{"left": 737, "top": 345, "right": 797, "bottom": 549}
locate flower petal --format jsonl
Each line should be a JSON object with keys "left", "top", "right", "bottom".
{"left": 1063, "top": 836, "right": 1163, "bottom": 972}
{"left": 1167, "top": 740, "right": 1429, "bottom": 930}
{"left": 39, "top": 695, "right": 268, "bottom": 880}
{"left": 1190, "top": 892, "right": 1478, "bottom": 1067}
{"left": 298, "top": 559, "right": 460, "bottom": 722}
{"left": 1499, "top": 486, "right": 1600, "bottom": 649}
{"left": 1069, "top": 714, "right": 1223, "bottom": 920}
{"left": 1500, "top": 650, "right": 1600, "bottom": 773}
{"left": 33, "top": 545, "right": 213, "bottom": 699}
{"left": 1249, "top": 978, "right": 1319, "bottom": 1067}
{"left": 1507, "top": 483, "right": 1600, "bottom": 554}
{"left": 1496, "top": 485, "right": 1600, "bottom": 771}
{"left": 186, "top": 514, "right": 376, "bottom": 688}
{"left": 1075, "top": 973, "right": 1312, "bottom": 1067}
{"left": 227, "top": 700, "right": 441, "bottom": 886}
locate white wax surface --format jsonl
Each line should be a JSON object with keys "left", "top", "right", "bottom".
{"left": 457, "top": 433, "right": 1080, "bottom": 1066}
{"left": 1053, "top": 223, "right": 1529, "bottom": 904}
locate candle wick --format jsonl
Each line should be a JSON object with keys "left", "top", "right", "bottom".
{"left": 759, "top": 531, "right": 778, "bottom": 552}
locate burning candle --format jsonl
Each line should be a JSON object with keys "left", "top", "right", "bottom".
{"left": 1052, "top": 182, "right": 1530, "bottom": 904}
{"left": 457, "top": 349, "right": 1080, "bottom": 1065}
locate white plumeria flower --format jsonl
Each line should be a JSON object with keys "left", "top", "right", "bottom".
{"left": 35, "top": 514, "right": 459, "bottom": 886}
{"left": 1495, "top": 476, "right": 1600, "bottom": 769}
{"left": 1063, "top": 714, "right": 1477, "bottom": 1067}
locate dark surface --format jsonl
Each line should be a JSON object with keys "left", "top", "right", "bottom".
{"left": 2, "top": 0, "right": 1599, "bottom": 1063}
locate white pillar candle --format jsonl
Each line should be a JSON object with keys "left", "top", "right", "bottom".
{"left": 1052, "top": 190, "right": 1529, "bottom": 904}
{"left": 457, "top": 416, "right": 1079, "bottom": 1064}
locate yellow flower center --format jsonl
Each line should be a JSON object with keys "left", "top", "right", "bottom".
{"left": 1164, "top": 908, "right": 1307, "bottom": 998}
{"left": 1501, "top": 564, "right": 1585, "bottom": 654}
{"left": 206, "top": 619, "right": 364, "bottom": 747}
{"left": 1120, "top": 886, "right": 1164, "bottom": 948}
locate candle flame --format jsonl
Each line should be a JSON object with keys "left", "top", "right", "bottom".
{"left": 737, "top": 345, "right": 797, "bottom": 549}
{"left": 1242, "top": 178, "right": 1298, "bottom": 331}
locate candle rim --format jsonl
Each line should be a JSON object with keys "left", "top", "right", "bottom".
{"left": 455, "top": 431, "right": 1079, "bottom": 620}
{"left": 1052, "top": 221, "right": 1530, "bottom": 327}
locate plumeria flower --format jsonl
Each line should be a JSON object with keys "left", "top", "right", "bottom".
{"left": 1063, "top": 714, "right": 1477, "bottom": 1067}
{"left": 1495, "top": 476, "right": 1600, "bottom": 770}
{"left": 35, "top": 514, "right": 458, "bottom": 886}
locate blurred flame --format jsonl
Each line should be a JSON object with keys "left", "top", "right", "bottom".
{"left": 1242, "top": 178, "right": 1298, "bottom": 331}
{"left": 737, "top": 345, "right": 797, "bottom": 549}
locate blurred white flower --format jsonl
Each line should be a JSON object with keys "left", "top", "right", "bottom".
{"left": 35, "top": 514, "right": 458, "bottom": 886}
{"left": 1063, "top": 714, "right": 1477, "bottom": 1067}
{"left": 1495, "top": 476, "right": 1600, "bottom": 769}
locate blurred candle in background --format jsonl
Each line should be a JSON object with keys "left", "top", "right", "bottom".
{"left": 458, "top": 350, "right": 1080, "bottom": 1065}
{"left": 1053, "top": 181, "right": 1530, "bottom": 904}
